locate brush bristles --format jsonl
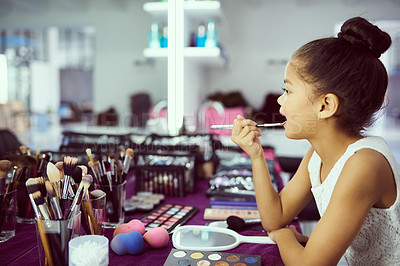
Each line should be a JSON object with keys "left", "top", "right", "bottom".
{"left": 45, "top": 181, "right": 57, "bottom": 198}
{"left": 19, "top": 146, "right": 27, "bottom": 154}
{"left": 54, "top": 161, "right": 63, "bottom": 171}
{"left": 125, "top": 148, "right": 134, "bottom": 158}
{"left": 82, "top": 174, "right": 93, "bottom": 188}
{"left": 90, "top": 189, "right": 106, "bottom": 199}
{"left": 46, "top": 162, "right": 61, "bottom": 183}
{"left": 63, "top": 156, "right": 78, "bottom": 176}
{"left": 32, "top": 191, "right": 45, "bottom": 205}
{"left": 72, "top": 167, "right": 83, "bottom": 184}
{"left": 0, "top": 160, "right": 12, "bottom": 179}
{"left": 26, "top": 178, "right": 40, "bottom": 194}
{"left": 78, "top": 165, "right": 88, "bottom": 175}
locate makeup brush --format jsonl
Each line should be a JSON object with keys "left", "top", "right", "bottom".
{"left": 54, "top": 161, "right": 64, "bottom": 177}
{"left": 88, "top": 161, "right": 100, "bottom": 185}
{"left": 35, "top": 148, "right": 41, "bottom": 162}
{"left": 210, "top": 122, "right": 285, "bottom": 129}
{"left": 32, "top": 190, "right": 51, "bottom": 220}
{"left": 90, "top": 189, "right": 106, "bottom": 234}
{"left": 226, "top": 215, "right": 262, "bottom": 231}
{"left": 46, "top": 162, "right": 61, "bottom": 198}
{"left": 25, "top": 178, "right": 43, "bottom": 219}
{"left": 90, "top": 189, "right": 106, "bottom": 210}
{"left": 109, "top": 152, "right": 115, "bottom": 176}
{"left": 79, "top": 175, "right": 96, "bottom": 234}
{"left": 67, "top": 174, "right": 93, "bottom": 220}
{"left": 103, "top": 161, "right": 113, "bottom": 191}
{"left": 79, "top": 165, "right": 88, "bottom": 176}
{"left": 86, "top": 148, "right": 95, "bottom": 164}
{"left": 36, "top": 176, "right": 47, "bottom": 198}
{"left": 45, "top": 181, "right": 63, "bottom": 220}
{"left": 19, "top": 145, "right": 27, "bottom": 155}
{"left": 0, "top": 160, "right": 12, "bottom": 194}
{"left": 71, "top": 167, "right": 83, "bottom": 193}
{"left": 36, "top": 216, "right": 55, "bottom": 266}
{"left": 61, "top": 156, "right": 78, "bottom": 200}
{"left": 123, "top": 148, "right": 134, "bottom": 174}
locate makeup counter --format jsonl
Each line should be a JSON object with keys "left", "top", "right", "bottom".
{"left": 0, "top": 130, "right": 301, "bottom": 266}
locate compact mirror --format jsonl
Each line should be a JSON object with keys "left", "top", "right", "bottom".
{"left": 172, "top": 225, "right": 274, "bottom": 251}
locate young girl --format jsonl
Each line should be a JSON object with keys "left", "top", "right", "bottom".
{"left": 231, "top": 17, "right": 399, "bottom": 265}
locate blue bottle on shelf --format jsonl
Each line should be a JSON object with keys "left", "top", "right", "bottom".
{"left": 148, "top": 22, "right": 161, "bottom": 48}
{"left": 195, "top": 24, "right": 206, "bottom": 47}
{"left": 205, "top": 20, "right": 218, "bottom": 47}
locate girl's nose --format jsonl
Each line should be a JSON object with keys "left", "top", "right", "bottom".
{"left": 277, "top": 94, "right": 284, "bottom": 106}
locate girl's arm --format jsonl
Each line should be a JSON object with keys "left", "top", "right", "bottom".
{"left": 269, "top": 149, "right": 393, "bottom": 266}
{"left": 231, "top": 115, "right": 314, "bottom": 230}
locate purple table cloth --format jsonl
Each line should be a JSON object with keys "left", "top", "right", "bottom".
{"left": 0, "top": 177, "right": 293, "bottom": 265}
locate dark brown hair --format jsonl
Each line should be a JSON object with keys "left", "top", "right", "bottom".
{"left": 291, "top": 17, "right": 392, "bottom": 136}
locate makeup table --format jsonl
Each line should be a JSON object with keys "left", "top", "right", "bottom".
{"left": 0, "top": 176, "right": 295, "bottom": 266}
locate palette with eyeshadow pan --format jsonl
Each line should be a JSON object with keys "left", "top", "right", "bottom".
{"left": 164, "top": 248, "right": 262, "bottom": 266}
{"left": 139, "top": 203, "right": 199, "bottom": 233}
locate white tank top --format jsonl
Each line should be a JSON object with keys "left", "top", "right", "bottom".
{"left": 308, "top": 136, "right": 400, "bottom": 266}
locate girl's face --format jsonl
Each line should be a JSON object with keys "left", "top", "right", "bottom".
{"left": 277, "top": 61, "right": 320, "bottom": 139}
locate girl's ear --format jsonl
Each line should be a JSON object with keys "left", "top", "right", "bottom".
{"left": 318, "top": 93, "right": 339, "bottom": 119}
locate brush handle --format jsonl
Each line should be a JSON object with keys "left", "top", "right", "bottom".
{"left": 67, "top": 187, "right": 83, "bottom": 220}
{"left": 28, "top": 194, "right": 42, "bottom": 219}
{"left": 49, "top": 197, "right": 63, "bottom": 220}
{"left": 37, "top": 218, "right": 55, "bottom": 266}
{"left": 210, "top": 123, "right": 284, "bottom": 129}
{"left": 123, "top": 156, "right": 132, "bottom": 174}
{"left": 38, "top": 204, "right": 51, "bottom": 220}
{"left": 61, "top": 175, "right": 71, "bottom": 199}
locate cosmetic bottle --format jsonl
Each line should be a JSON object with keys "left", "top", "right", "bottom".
{"left": 148, "top": 22, "right": 160, "bottom": 49}
{"left": 205, "top": 20, "right": 218, "bottom": 47}
{"left": 160, "top": 26, "right": 168, "bottom": 48}
{"left": 195, "top": 24, "right": 206, "bottom": 47}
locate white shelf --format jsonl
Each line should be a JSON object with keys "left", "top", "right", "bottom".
{"left": 143, "top": 1, "right": 221, "bottom": 19}
{"left": 143, "top": 47, "right": 168, "bottom": 58}
{"left": 143, "top": 47, "right": 221, "bottom": 58}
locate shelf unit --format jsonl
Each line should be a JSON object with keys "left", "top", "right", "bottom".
{"left": 143, "top": 0, "right": 223, "bottom": 60}
{"left": 143, "top": 0, "right": 224, "bottom": 135}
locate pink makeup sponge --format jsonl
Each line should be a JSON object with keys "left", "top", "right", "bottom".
{"left": 143, "top": 227, "right": 169, "bottom": 248}
{"left": 110, "top": 231, "right": 144, "bottom": 255}
{"left": 113, "top": 219, "right": 146, "bottom": 238}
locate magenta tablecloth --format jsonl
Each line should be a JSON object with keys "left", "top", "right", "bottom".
{"left": 0, "top": 177, "right": 293, "bottom": 266}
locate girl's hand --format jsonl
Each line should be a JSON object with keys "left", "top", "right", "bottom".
{"left": 269, "top": 225, "right": 309, "bottom": 244}
{"left": 231, "top": 115, "right": 263, "bottom": 159}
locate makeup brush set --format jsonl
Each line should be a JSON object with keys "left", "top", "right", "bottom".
{"left": 206, "top": 158, "right": 279, "bottom": 198}
{"left": 134, "top": 152, "right": 196, "bottom": 197}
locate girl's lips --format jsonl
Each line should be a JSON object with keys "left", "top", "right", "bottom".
{"left": 282, "top": 121, "right": 287, "bottom": 126}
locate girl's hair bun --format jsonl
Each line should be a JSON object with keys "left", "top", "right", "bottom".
{"left": 338, "top": 16, "right": 391, "bottom": 58}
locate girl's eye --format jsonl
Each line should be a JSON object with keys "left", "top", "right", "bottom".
{"left": 281, "top": 87, "right": 290, "bottom": 94}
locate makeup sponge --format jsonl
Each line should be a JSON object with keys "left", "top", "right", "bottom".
{"left": 113, "top": 219, "right": 146, "bottom": 238}
{"left": 110, "top": 231, "right": 144, "bottom": 255}
{"left": 143, "top": 227, "right": 169, "bottom": 248}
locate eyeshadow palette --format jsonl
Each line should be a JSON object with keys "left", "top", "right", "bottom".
{"left": 164, "top": 249, "right": 262, "bottom": 266}
{"left": 140, "top": 203, "right": 199, "bottom": 233}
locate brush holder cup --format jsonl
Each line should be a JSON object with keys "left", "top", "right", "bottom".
{"left": 16, "top": 180, "right": 35, "bottom": 224}
{"left": 0, "top": 189, "right": 17, "bottom": 243}
{"left": 35, "top": 212, "right": 81, "bottom": 266}
{"left": 96, "top": 181, "right": 126, "bottom": 228}
{"left": 80, "top": 193, "right": 106, "bottom": 235}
